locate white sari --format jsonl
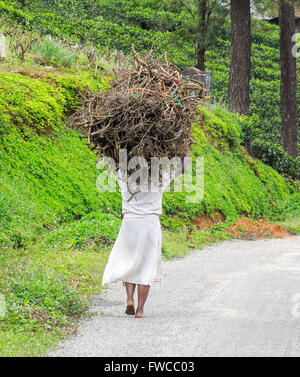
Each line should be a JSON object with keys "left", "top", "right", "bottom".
{"left": 102, "top": 212, "right": 162, "bottom": 286}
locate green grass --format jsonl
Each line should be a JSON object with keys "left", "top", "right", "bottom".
{"left": 162, "top": 228, "right": 233, "bottom": 260}
{"left": 281, "top": 218, "right": 300, "bottom": 234}
{"left": 0, "top": 237, "right": 110, "bottom": 356}
{"left": 1, "top": 208, "right": 299, "bottom": 357}
{"left": 275, "top": 193, "right": 300, "bottom": 234}
{"left": 32, "top": 38, "right": 77, "bottom": 68}
{"left": 0, "top": 329, "right": 58, "bottom": 357}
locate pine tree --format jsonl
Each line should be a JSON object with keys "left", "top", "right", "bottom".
{"left": 176, "top": 1, "right": 229, "bottom": 70}
{"left": 279, "top": 0, "right": 298, "bottom": 157}
{"left": 228, "top": 0, "right": 251, "bottom": 115}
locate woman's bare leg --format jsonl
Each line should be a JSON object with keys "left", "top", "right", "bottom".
{"left": 135, "top": 284, "right": 150, "bottom": 318}
{"left": 125, "top": 282, "right": 136, "bottom": 315}
{"left": 125, "top": 282, "right": 136, "bottom": 303}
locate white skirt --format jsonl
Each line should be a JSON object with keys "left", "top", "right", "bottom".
{"left": 102, "top": 214, "right": 162, "bottom": 286}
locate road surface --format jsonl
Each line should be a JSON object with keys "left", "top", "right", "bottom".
{"left": 51, "top": 237, "right": 300, "bottom": 357}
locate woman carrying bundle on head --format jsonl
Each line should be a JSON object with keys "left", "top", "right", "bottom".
{"left": 102, "top": 151, "right": 190, "bottom": 318}
{"left": 66, "top": 48, "right": 202, "bottom": 318}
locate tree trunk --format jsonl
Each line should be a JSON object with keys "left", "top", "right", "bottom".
{"left": 196, "top": 0, "right": 207, "bottom": 71}
{"left": 279, "top": 0, "right": 298, "bottom": 158}
{"left": 196, "top": 44, "right": 205, "bottom": 71}
{"left": 228, "top": 0, "right": 251, "bottom": 115}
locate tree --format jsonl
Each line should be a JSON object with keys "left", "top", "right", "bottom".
{"left": 252, "top": 0, "right": 299, "bottom": 157}
{"left": 279, "top": 0, "right": 298, "bottom": 158}
{"left": 228, "top": 0, "right": 251, "bottom": 115}
{"left": 176, "top": 0, "right": 229, "bottom": 70}
{"left": 196, "top": 0, "right": 220, "bottom": 71}
{"left": 196, "top": 0, "right": 208, "bottom": 71}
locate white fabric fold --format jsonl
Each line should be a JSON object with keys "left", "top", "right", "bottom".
{"left": 102, "top": 216, "right": 162, "bottom": 286}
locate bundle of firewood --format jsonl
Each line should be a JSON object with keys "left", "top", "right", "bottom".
{"left": 66, "top": 46, "right": 204, "bottom": 165}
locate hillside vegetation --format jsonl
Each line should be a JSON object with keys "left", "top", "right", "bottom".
{"left": 0, "top": 69, "right": 295, "bottom": 251}
{"left": 1, "top": 0, "right": 299, "bottom": 178}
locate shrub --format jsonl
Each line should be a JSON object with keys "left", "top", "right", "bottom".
{"left": 1, "top": 21, "right": 39, "bottom": 61}
{"left": 161, "top": 107, "right": 292, "bottom": 231}
{"left": 280, "top": 193, "right": 300, "bottom": 215}
{"left": 1, "top": 271, "right": 86, "bottom": 332}
{"left": 45, "top": 212, "right": 121, "bottom": 248}
{"left": 0, "top": 72, "right": 65, "bottom": 135}
{"left": 32, "top": 38, "right": 77, "bottom": 67}
{"left": 0, "top": 2, "right": 33, "bottom": 27}
{"left": 252, "top": 139, "right": 300, "bottom": 180}
{"left": 0, "top": 71, "right": 115, "bottom": 249}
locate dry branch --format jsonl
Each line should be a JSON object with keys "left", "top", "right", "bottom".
{"left": 66, "top": 47, "right": 205, "bottom": 166}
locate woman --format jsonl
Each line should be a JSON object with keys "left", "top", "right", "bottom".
{"left": 102, "top": 153, "right": 189, "bottom": 318}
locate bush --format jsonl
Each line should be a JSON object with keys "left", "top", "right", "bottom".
{"left": 0, "top": 72, "right": 65, "bottom": 135}
{"left": 0, "top": 2, "right": 33, "bottom": 27}
{"left": 160, "top": 107, "right": 292, "bottom": 231}
{"left": 279, "top": 193, "right": 300, "bottom": 216}
{"left": 1, "top": 271, "right": 86, "bottom": 332}
{"left": 45, "top": 212, "right": 121, "bottom": 248}
{"left": 0, "top": 71, "right": 116, "bottom": 249}
{"left": 32, "top": 38, "right": 77, "bottom": 67}
{"left": 252, "top": 139, "right": 300, "bottom": 180}
{"left": 1, "top": 21, "right": 39, "bottom": 61}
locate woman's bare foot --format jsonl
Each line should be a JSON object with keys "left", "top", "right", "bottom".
{"left": 135, "top": 312, "right": 145, "bottom": 318}
{"left": 125, "top": 301, "right": 135, "bottom": 315}
{"left": 134, "top": 284, "right": 149, "bottom": 319}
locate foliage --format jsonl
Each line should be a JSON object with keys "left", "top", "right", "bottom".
{"left": 0, "top": 1, "right": 32, "bottom": 27}
{"left": 3, "top": 0, "right": 297, "bottom": 175}
{"left": 0, "top": 69, "right": 294, "bottom": 247}
{"left": 161, "top": 107, "right": 293, "bottom": 231}
{"left": 0, "top": 71, "right": 114, "bottom": 250}
{"left": 0, "top": 239, "right": 111, "bottom": 356}
{"left": 252, "top": 139, "right": 300, "bottom": 179}
{"left": 2, "top": 271, "right": 85, "bottom": 332}
{"left": 277, "top": 193, "right": 300, "bottom": 220}
{"left": 32, "top": 38, "right": 77, "bottom": 68}
{"left": 198, "top": 107, "right": 243, "bottom": 151}
{"left": 45, "top": 212, "right": 121, "bottom": 249}
{"left": 1, "top": 21, "right": 39, "bottom": 61}
{"left": 0, "top": 72, "right": 65, "bottom": 135}
{"left": 274, "top": 193, "right": 300, "bottom": 233}
{"left": 0, "top": 71, "right": 109, "bottom": 136}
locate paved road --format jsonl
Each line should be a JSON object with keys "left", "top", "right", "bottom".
{"left": 51, "top": 237, "right": 300, "bottom": 357}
